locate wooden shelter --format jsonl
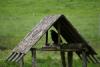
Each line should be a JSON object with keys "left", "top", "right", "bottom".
{"left": 6, "top": 15, "right": 100, "bottom": 67}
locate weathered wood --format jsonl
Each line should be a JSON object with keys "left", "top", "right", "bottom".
{"left": 58, "top": 22, "right": 66, "bottom": 67}
{"left": 45, "top": 31, "right": 49, "bottom": 46}
{"left": 31, "top": 48, "right": 36, "bottom": 67}
{"left": 38, "top": 48, "right": 79, "bottom": 51}
{"left": 87, "top": 55, "right": 95, "bottom": 63}
{"left": 6, "top": 14, "right": 99, "bottom": 64}
{"left": 67, "top": 51, "right": 73, "bottom": 67}
{"left": 60, "top": 51, "right": 66, "bottom": 67}
{"left": 82, "top": 50, "right": 87, "bottom": 67}
{"left": 6, "top": 52, "right": 14, "bottom": 61}
{"left": 7, "top": 52, "right": 17, "bottom": 61}
{"left": 61, "top": 43, "right": 83, "bottom": 49}
{"left": 13, "top": 15, "right": 61, "bottom": 54}
{"left": 12, "top": 53, "right": 20, "bottom": 62}
{"left": 54, "top": 18, "right": 97, "bottom": 62}
{"left": 16, "top": 53, "right": 24, "bottom": 62}
{"left": 54, "top": 16, "right": 97, "bottom": 54}
{"left": 58, "top": 20, "right": 61, "bottom": 45}
{"left": 91, "top": 55, "right": 100, "bottom": 63}
{"left": 19, "top": 57, "right": 24, "bottom": 67}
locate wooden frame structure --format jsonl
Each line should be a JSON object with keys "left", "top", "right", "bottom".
{"left": 19, "top": 45, "right": 88, "bottom": 67}
{"left": 6, "top": 15, "right": 100, "bottom": 67}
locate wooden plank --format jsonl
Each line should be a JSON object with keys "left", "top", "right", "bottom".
{"left": 11, "top": 53, "right": 20, "bottom": 62}
{"left": 13, "top": 15, "right": 62, "bottom": 54}
{"left": 8, "top": 52, "right": 17, "bottom": 61}
{"left": 91, "top": 55, "right": 100, "bottom": 63}
{"left": 87, "top": 55, "right": 95, "bottom": 63}
{"left": 16, "top": 53, "right": 24, "bottom": 62}
{"left": 67, "top": 51, "right": 73, "bottom": 67}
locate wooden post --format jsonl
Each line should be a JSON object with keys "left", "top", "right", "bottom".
{"left": 60, "top": 51, "right": 66, "bottom": 67}
{"left": 19, "top": 57, "right": 24, "bottom": 67}
{"left": 58, "top": 22, "right": 66, "bottom": 67}
{"left": 31, "top": 48, "right": 36, "bottom": 67}
{"left": 45, "top": 30, "right": 49, "bottom": 46}
{"left": 82, "top": 50, "right": 87, "bottom": 67}
{"left": 67, "top": 51, "right": 73, "bottom": 67}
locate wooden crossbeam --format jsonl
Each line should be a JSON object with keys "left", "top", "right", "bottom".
{"left": 36, "top": 47, "right": 80, "bottom": 52}
{"left": 10, "top": 47, "right": 99, "bottom": 67}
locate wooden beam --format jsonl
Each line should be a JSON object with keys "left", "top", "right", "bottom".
{"left": 82, "top": 50, "right": 87, "bottom": 67}
{"left": 31, "top": 46, "right": 79, "bottom": 52}
{"left": 31, "top": 48, "right": 36, "bottom": 67}
{"left": 58, "top": 21, "right": 60, "bottom": 45}
{"left": 39, "top": 47, "right": 79, "bottom": 51}
{"left": 58, "top": 22, "right": 67, "bottom": 67}
{"left": 67, "top": 51, "right": 73, "bottom": 67}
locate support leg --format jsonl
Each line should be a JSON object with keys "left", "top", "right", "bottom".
{"left": 31, "top": 48, "right": 36, "bottom": 67}
{"left": 19, "top": 57, "right": 24, "bottom": 67}
{"left": 45, "top": 31, "right": 49, "bottom": 46}
{"left": 60, "top": 51, "right": 66, "bottom": 67}
{"left": 67, "top": 51, "right": 73, "bottom": 67}
{"left": 82, "top": 50, "right": 87, "bottom": 67}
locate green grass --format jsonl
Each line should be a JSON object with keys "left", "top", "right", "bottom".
{"left": 0, "top": 0, "right": 100, "bottom": 67}
{"left": 0, "top": 50, "right": 100, "bottom": 67}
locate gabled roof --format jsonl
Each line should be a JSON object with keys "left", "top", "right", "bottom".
{"left": 7, "top": 14, "right": 98, "bottom": 62}
{"left": 13, "top": 15, "right": 62, "bottom": 53}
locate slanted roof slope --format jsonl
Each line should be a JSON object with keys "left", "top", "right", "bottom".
{"left": 7, "top": 15, "right": 98, "bottom": 62}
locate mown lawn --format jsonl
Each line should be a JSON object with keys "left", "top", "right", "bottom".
{"left": 0, "top": 0, "right": 100, "bottom": 67}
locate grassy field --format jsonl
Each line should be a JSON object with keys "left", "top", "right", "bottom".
{"left": 0, "top": 0, "right": 100, "bottom": 67}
